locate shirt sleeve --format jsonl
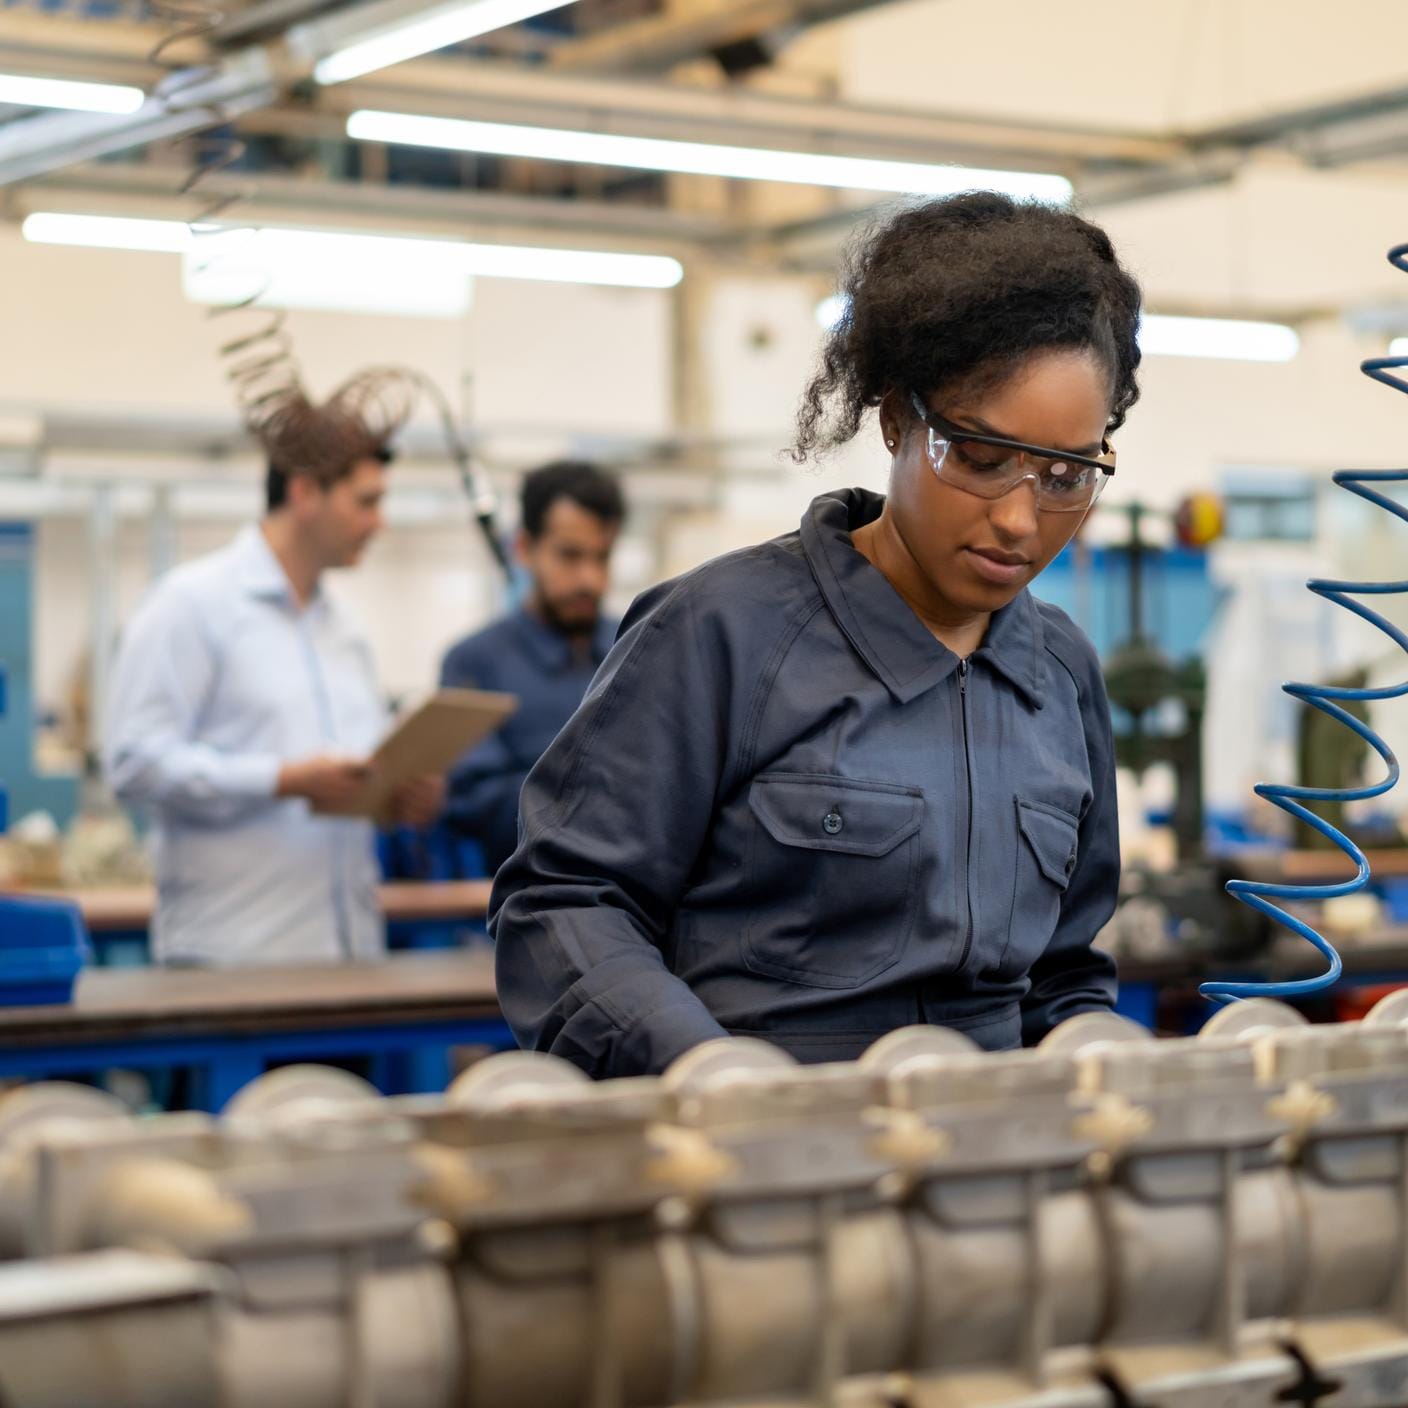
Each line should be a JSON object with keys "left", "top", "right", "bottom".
{"left": 489, "top": 579, "right": 734, "bottom": 1078}
{"left": 438, "top": 643, "right": 529, "bottom": 872}
{"left": 1020, "top": 651, "right": 1120, "bottom": 1044}
{"left": 104, "top": 585, "right": 282, "bottom": 823}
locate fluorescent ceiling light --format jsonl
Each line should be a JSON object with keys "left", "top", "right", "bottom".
{"left": 0, "top": 73, "right": 145, "bottom": 114}
{"left": 347, "top": 110, "right": 1074, "bottom": 202}
{"left": 1139, "top": 314, "right": 1299, "bottom": 363}
{"left": 22, "top": 212, "right": 190, "bottom": 253}
{"left": 184, "top": 228, "right": 473, "bottom": 318}
{"left": 314, "top": 0, "right": 578, "bottom": 84}
{"left": 21, "top": 212, "right": 683, "bottom": 299}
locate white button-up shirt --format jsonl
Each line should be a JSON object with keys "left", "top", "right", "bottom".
{"left": 105, "top": 525, "right": 388, "bottom": 965}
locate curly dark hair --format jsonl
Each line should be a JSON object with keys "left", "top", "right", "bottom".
{"left": 793, "top": 192, "right": 1143, "bottom": 461}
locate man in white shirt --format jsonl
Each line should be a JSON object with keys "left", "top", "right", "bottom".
{"left": 105, "top": 383, "right": 442, "bottom": 965}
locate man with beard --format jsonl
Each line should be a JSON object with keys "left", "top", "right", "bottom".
{"left": 439, "top": 460, "right": 625, "bottom": 873}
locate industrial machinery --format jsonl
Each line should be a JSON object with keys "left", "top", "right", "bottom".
{"left": 1082, "top": 498, "right": 1242, "bottom": 979}
{"left": 1102, "top": 499, "right": 1210, "bottom": 865}
{"left": 5, "top": 1002, "right": 1408, "bottom": 1406}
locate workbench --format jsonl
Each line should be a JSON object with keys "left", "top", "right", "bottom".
{"left": 1107, "top": 849, "right": 1408, "bottom": 1028}
{"left": 0, "top": 950, "right": 510, "bottom": 1111}
{"left": 1116, "top": 927, "right": 1408, "bottom": 1030}
{"left": 15, "top": 880, "right": 494, "bottom": 962}
{"left": 13, "top": 865, "right": 1406, "bottom": 1107}
{"left": 7, "top": 932, "right": 1404, "bottom": 1112}
{"left": 1222, "top": 847, "right": 1408, "bottom": 883}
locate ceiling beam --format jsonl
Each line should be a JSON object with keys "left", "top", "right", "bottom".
{"left": 0, "top": 6, "right": 1186, "bottom": 180}
{"left": 0, "top": 49, "right": 279, "bottom": 186}
{"left": 10, "top": 160, "right": 726, "bottom": 251}
{"left": 0, "top": 9, "right": 178, "bottom": 83}
{"left": 335, "top": 55, "right": 1184, "bottom": 169}
{"left": 212, "top": 0, "right": 348, "bottom": 46}
{"left": 545, "top": 0, "right": 895, "bottom": 73}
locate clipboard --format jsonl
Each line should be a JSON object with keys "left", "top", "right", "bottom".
{"left": 316, "top": 687, "right": 518, "bottom": 822}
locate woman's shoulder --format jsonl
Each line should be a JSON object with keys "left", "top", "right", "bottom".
{"left": 1031, "top": 596, "right": 1105, "bottom": 700}
{"left": 622, "top": 532, "right": 818, "bottom": 637}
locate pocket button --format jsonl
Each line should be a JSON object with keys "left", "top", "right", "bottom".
{"left": 822, "top": 810, "right": 844, "bottom": 836}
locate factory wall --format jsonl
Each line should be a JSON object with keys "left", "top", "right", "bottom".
{"left": 0, "top": 227, "right": 674, "bottom": 433}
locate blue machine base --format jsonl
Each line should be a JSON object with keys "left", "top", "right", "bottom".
{"left": 0, "top": 1016, "right": 517, "bottom": 1112}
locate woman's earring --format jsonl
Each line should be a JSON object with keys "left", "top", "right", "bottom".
{"left": 885, "top": 437, "right": 896, "bottom": 450}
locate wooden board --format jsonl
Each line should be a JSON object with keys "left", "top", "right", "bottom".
{"left": 0, "top": 950, "right": 499, "bottom": 1043}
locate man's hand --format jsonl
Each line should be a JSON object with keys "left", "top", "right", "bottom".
{"left": 390, "top": 774, "right": 446, "bottom": 830}
{"left": 276, "top": 755, "right": 372, "bottom": 812}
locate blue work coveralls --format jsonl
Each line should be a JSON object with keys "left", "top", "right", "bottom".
{"left": 491, "top": 487, "right": 1119, "bottom": 1077}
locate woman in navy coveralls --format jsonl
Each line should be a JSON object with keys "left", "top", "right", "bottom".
{"left": 491, "top": 192, "right": 1143, "bottom": 1077}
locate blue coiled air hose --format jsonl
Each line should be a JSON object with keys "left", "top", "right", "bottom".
{"left": 1202, "top": 242, "right": 1408, "bottom": 1004}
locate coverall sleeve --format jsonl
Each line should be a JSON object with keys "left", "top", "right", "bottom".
{"left": 490, "top": 580, "right": 734, "bottom": 1078}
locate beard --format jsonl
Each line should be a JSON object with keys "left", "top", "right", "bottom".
{"left": 539, "top": 593, "right": 600, "bottom": 636}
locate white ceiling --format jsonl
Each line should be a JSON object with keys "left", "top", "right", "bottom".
{"left": 832, "top": 0, "right": 1408, "bottom": 136}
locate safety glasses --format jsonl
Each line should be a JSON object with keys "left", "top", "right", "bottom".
{"left": 909, "top": 392, "right": 1116, "bottom": 513}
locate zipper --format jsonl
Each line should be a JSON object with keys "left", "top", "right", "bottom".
{"left": 955, "top": 657, "right": 976, "bottom": 972}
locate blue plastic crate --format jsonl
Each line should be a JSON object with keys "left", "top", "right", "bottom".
{"left": 0, "top": 895, "right": 89, "bottom": 1006}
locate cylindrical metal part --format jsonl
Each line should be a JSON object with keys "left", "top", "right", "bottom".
{"left": 1294, "top": 1177, "right": 1400, "bottom": 1318}
{"left": 219, "top": 1310, "right": 348, "bottom": 1408}
{"left": 0, "top": 1253, "right": 221, "bottom": 1408}
{"left": 686, "top": 1230, "right": 824, "bottom": 1397}
{"left": 1101, "top": 1193, "right": 1224, "bottom": 1342}
{"left": 681, "top": 1199, "right": 913, "bottom": 1399}
{"left": 908, "top": 1181, "right": 1103, "bottom": 1371}
{"left": 353, "top": 1264, "right": 461, "bottom": 1408}
{"left": 456, "top": 1221, "right": 676, "bottom": 1407}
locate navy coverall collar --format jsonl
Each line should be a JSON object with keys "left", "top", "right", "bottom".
{"left": 511, "top": 602, "right": 614, "bottom": 673}
{"left": 799, "top": 487, "right": 1046, "bottom": 710}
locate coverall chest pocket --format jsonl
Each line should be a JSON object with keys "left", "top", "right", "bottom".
{"left": 1000, "top": 797, "right": 1080, "bottom": 977}
{"left": 743, "top": 773, "right": 923, "bottom": 989}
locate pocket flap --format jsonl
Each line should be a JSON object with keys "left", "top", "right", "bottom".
{"left": 1016, "top": 799, "right": 1080, "bottom": 889}
{"left": 749, "top": 774, "right": 922, "bottom": 858}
